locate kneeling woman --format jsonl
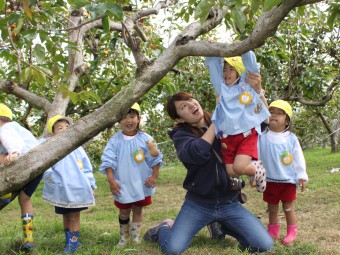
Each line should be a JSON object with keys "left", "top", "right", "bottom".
{"left": 144, "top": 92, "right": 273, "bottom": 254}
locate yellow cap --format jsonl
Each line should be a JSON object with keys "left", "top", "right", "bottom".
{"left": 131, "top": 103, "right": 141, "bottom": 113}
{"left": 269, "top": 100, "right": 292, "bottom": 118}
{"left": 47, "top": 115, "right": 73, "bottom": 134}
{"left": 0, "top": 103, "right": 13, "bottom": 120}
{"left": 224, "top": 56, "right": 245, "bottom": 76}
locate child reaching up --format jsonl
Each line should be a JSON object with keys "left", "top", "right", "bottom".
{"left": 259, "top": 100, "right": 308, "bottom": 245}
{"left": 205, "top": 50, "right": 270, "bottom": 192}
{"left": 0, "top": 103, "right": 41, "bottom": 249}
{"left": 42, "top": 115, "right": 97, "bottom": 254}
{"left": 100, "top": 103, "right": 163, "bottom": 249}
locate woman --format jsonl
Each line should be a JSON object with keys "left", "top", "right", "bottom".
{"left": 143, "top": 75, "right": 273, "bottom": 254}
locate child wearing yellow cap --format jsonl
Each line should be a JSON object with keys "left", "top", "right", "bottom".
{"left": 0, "top": 103, "right": 41, "bottom": 249}
{"left": 42, "top": 115, "right": 97, "bottom": 254}
{"left": 205, "top": 50, "right": 270, "bottom": 192}
{"left": 100, "top": 103, "right": 163, "bottom": 248}
{"left": 259, "top": 100, "right": 308, "bottom": 245}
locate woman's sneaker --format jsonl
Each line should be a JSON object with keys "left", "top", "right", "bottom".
{"left": 249, "top": 160, "right": 266, "bottom": 192}
{"left": 143, "top": 219, "right": 173, "bottom": 242}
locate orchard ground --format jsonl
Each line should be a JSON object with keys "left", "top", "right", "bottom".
{"left": 0, "top": 148, "right": 339, "bottom": 255}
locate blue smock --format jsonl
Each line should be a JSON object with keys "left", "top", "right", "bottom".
{"left": 100, "top": 131, "right": 163, "bottom": 204}
{"left": 205, "top": 51, "right": 270, "bottom": 135}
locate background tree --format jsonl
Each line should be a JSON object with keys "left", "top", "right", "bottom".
{"left": 0, "top": 0, "right": 338, "bottom": 201}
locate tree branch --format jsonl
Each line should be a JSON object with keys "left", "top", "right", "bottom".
{"left": 0, "top": 80, "right": 52, "bottom": 112}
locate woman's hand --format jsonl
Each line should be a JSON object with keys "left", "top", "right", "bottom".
{"left": 246, "top": 72, "right": 262, "bottom": 93}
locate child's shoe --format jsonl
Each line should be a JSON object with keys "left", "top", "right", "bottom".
{"left": 143, "top": 219, "right": 173, "bottom": 242}
{"left": 130, "top": 222, "right": 142, "bottom": 244}
{"left": 268, "top": 224, "right": 281, "bottom": 239}
{"left": 116, "top": 223, "right": 130, "bottom": 249}
{"left": 283, "top": 225, "right": 297, "bottom": 245}
{"left": 0, "top": 193, "right": 12, "bottom": 203}
{"left": 21, "top": 214, "right": 35, "bottom": 249}
{"left": 64, "top": 231, "right": 81, "bottom": 254}
{"left": 249, "top": 160, "right": 266, "bottom": 192}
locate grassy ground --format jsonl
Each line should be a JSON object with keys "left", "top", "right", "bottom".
{"left": 0, "top": 147, "right": 339, "bottom": 255}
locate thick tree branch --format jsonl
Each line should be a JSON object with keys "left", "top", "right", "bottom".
{"left": 0, "top": 80, "right": 52, "bottom": 112}
{"left": 285, "top": 76, "right": 339, "bottom": 106}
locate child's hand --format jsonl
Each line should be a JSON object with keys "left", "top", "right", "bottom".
{"left": 108, "top": 179, "right": 121, "bottom": 195}
{"left": 145, "top": 175, "right": 157, "bottom": 188}
{"left": 299, "top": 179, "right": 307, "bottom": 192}
{"left": 4, "top": 152, "right": 19, "bottom": 165}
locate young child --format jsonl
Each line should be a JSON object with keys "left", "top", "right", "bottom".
{"left": 0, "top": 103, "right": 41, "bottom": 249}
{"left": 100, "top": 103, "right": 163, "bottom": 248}
{"left": 205, "top": 50, "right": 270, "bottom": 192}
{"left": 42, "top": 115, "right": 97, "bottom": 254}
{"left": 259, "top": 100, "right": 308, "bottom": 245}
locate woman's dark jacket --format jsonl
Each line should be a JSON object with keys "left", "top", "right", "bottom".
{"left": 168, "top": 126, "right": 237, "bottom": 204}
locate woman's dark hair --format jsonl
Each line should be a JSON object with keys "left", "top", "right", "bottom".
{"left": 166, "top": 91, "right": 211, "bottom": 137}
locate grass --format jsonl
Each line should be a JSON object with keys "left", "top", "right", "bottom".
{"left": 0, "top": 147, "right": 339, "bottom": 255}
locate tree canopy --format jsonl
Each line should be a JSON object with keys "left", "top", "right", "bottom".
{"left": 0, "top": 0, "right": 339, "bottom": 197}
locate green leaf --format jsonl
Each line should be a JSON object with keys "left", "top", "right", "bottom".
{"left": 0, "top": 0, "right": 5, "bottom": 12}
{"left": 68, "top": 91, "right": 80, "bottom": 104}
{"left": 231, "top": 6, "right": 246, "bottom": 32}
{"left": 102, "top": 16, "right": 110, "bottom": 33}
{"left": 68, "top": 0, "right": 91, "bottom": 9}
{"left": 105, "top": 3, "right": 123, "bottom": 21}
{"left": 32, "top": 68, "right": 46, "bottom": 85}
{"left": 23, "top": 67, "right": 34, "bottom": 83}
{"left": 263, "top": 0, "right": 283, "bottom": 12}
{"left": 327, "top": 9, "right": 337, "bottom": 30}
{"left": 58, "top": 85, "right": 70, "bottom": 98}
{"left": 194, "top": 0, "right": 213, "bottom": 24}
{"left": 79, "top": 91, "right": 102, "bottom": 104}
{"left": 33, "top": 44, "right": 46, "bottom": 63}
{"left": 250, "top": 0, "right": 261, "bottom": 19}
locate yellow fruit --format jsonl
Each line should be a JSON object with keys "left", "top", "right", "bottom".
{"left": 6, "top": 9, "right": 12, "bottom": 15}
{"left": 149, "top": 44, "right": 158, "bottom": 50}
{"left": 103, "top": 50, "right": 109, "bottom": 55}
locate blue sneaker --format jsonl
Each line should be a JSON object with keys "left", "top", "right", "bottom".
{"left": 143, "top": 219, "right": 173, "bottom": 242}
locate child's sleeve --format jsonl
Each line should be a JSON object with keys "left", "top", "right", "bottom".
{"left": 241, "top": 50, "right": 260, "bottom": 74}
{"left": 292, "top": 136, "right": 308, "bottom": 181}
{"left": 80, "top": 147, "right": 97, "bottom": 189}
{"left": 205, "top": 57, "right": 224, "bottom": 96}
{"left": 99, "top": 138, "right": 117, "bottom": 175}
{"left": 0, "top": 127, "right": 24, "bottom": 154}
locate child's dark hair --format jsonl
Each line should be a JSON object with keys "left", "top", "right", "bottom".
{"left": 0, "top": 116, "right": 12, "bottom": 123}
{"left": 166, "top": 91, "right": 211, "bottom": 137}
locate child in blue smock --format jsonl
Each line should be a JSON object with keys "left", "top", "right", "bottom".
{"left": 0, "top": 103, "right": 41, "bottom": 249}
{"left": 205, "top": 50, "right": 270, "bottom": 192}
{"left": 259, "top": 100, "right": 308, "bottom": 245}
{"left": 100, "top": 103, "right": 163, "bottom": 248}
{"left": 42, "top": 115, "right": 97, "bottom": 254}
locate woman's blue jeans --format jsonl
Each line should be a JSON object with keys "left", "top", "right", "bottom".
{"left": 158, "top": 198, "right": 273, "bottom": 255}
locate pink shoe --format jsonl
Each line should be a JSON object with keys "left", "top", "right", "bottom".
{"left": 268, "top": 224, "right": 280, "bottom": 239}
{"left": 283, "top": 225, "right": 297, "bottom": 245}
